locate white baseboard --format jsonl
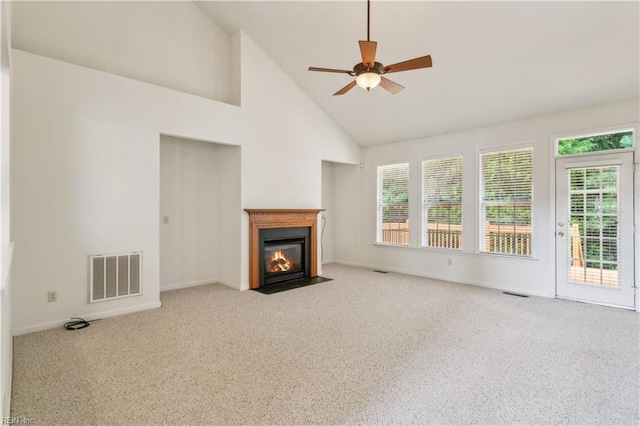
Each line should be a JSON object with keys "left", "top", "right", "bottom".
{"left": 331, "top": 260, "right": 363, "bottom": 268}
{"left": 218, "top": 279, "right": 243, "bottom": 291}
{"left": 12, "top": 301, "right": 162, "bottom": 336}
{"left": 332, "top": 260, "right": 552, "bottom": 299}
{"left": 161, "top": 278, "right": 242, "bottom": 291}
{"left": 160, "top": 278, "right": 216, "bottom": 292}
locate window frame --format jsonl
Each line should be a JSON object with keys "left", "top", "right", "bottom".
{"left": 420, "top": 153, "right": 463, "bottom": 250}
{"left": 554, "top": 127, "right": 635, "bottom": 157}
{"left": 376, "top": 160, "right": 410, "bottom": 246}
{"left": 479, "top": 145, "right": 534, "bottom": 257}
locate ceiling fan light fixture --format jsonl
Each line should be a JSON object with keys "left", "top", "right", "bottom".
{"left": 356, "top": 72, "right": 381, "bottom": 91}
{"left": 308, "top": 0, "right": 432, "bottom": 96}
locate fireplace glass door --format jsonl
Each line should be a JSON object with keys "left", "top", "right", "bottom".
{"left": 263, "top": 239, "right": 305, "bottom": 284}
{"left": 259, "top": 226, "right": 311, "bottom": 286}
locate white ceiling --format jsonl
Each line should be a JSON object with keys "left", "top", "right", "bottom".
{"left": 197, "top": 1, "right": 639, "bottom": 147}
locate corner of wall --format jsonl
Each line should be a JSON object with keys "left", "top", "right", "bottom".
{"left": 0, "top": 0, "right": 12, "bottom": 418}
{"left": 230, "top": 31, "right": 242, "bottom": 107}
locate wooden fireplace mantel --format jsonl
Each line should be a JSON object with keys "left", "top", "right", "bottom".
{"left": 245, "top": 209, "right": 324, "bottom": 289}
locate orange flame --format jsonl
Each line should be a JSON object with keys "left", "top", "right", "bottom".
{"left": 269, "top": 250, "right": 293, "bottom": 273}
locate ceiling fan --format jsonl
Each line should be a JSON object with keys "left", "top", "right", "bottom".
{"left": 308, "top": 0, "right": 433, "bottom": 96}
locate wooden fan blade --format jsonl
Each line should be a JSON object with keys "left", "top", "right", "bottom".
{"left": 358, "top": 40, "right": 377, "bottom": 67}
{"left": 379, "top": 77, "right": 404, "bottom": 95}
{"left": 382, "top": 55, "right": 432, "bottom": 74}
{"left": 309, "top": 67, "right": 353, "bottom": 74}
{"left": 333, "top": 80, "right": 358, "bottom": 96}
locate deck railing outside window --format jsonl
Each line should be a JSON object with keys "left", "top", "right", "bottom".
{"left": 377, "top": 162, "right": 410, "bottom": 245}
{"left": 380, "top": 222, "right": 532, "bottom": 256}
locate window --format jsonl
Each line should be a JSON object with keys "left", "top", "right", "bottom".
{"left": 377, "top": 162, "right": 409, "bottom": 245}
{"left": 480, "top": 147, "right": 533, "bottom": 256}
{"left": 422, "top": 156, "right": 462, "bottom": 249}
{"left": 557, "top": 130, "right": 633, "bottom": 156}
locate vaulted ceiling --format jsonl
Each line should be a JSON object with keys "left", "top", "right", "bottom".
{"left": 197, "top": 1, "right": 639, "bottom": 147}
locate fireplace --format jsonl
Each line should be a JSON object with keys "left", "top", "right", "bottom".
{"left": 246, "top": 209, "right": 323, "bottom": 289}
{"left": 260, "top": 227, "right": 310, "bottom": 286}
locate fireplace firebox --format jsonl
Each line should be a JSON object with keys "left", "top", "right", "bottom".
{"left": 245, "top": 209, "right": 323, "bottom": 289}
{"left": 260, "top": 227, "right": 310, "bottom": 286}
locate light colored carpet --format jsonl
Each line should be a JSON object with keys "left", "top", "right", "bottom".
{"left": 11, "top": 264, "right": 640, "bottom": 425}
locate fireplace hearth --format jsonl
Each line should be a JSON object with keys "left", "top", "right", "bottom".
{"left": 245, "top": 209, "right": 324, "bottom": 289}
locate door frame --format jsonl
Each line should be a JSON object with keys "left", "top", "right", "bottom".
{"left": 550, "top": 124, "right": 638, "bottom": 312}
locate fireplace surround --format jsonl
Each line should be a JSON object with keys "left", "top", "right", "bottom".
{"left": 245, "top": 209, "right": 323, "bottom": 289}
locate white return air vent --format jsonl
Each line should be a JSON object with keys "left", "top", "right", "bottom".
{"left": 90, "top": 252, "right": 142, "bottom": 303}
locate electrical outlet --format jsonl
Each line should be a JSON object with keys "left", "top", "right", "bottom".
{"left": 48, "top": 290, "right": 57, "bottom": 302}
{"left": 447, "top": 258, "right": 452, "bottom": 266}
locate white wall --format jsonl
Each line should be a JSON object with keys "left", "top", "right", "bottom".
{"left": 216, "top": 144, "right": 242, "bottom": 288}
{"left": 333, "top": 163, "right": 362, "bottom": 266}
{"left": 338, "top": 100, "right": 639, "bottom": 300}
{"left": 159, "top": 136, "right": 241, "bottom": 291}
{"left": 11, "top": 1, "right": 234, "bottom": 104}
{"left": 229, "top": 32, "right": 242, "bottom": 107}
{"left": 11, "top": 25, "right": 360, "bottom": 333}
{"left": 0, "top": 0, "right": 10, "bottom": 417}
{"left": 321, "top": 160, "right": 364, "bottom": 268}
{"left": 321, "top": 161, "right": 335, "bottom": 265}
{"left": 238, "top": 35, "right": 360, "bottom": 210}
{"left": 160, "top": 136, "right": 219, "bottom": 291}
{"left": 236, "top": 32, "right": 361, "bottom": 287}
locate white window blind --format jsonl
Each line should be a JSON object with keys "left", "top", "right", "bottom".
{"left": 567, "top": 166, "right": 620, "bottom": 288}
{"left": 377, "top": 162, "right": 409, "bottom": 245}
{"left": 422, "top": 156, "right": 462, "bottom": 249}
{"left": 480, "top": 147, "right": 533, "bottom": 255}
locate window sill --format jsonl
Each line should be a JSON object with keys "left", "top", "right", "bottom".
{"left": 372, "top": 243, "right": 540, "bottom": 261}
{"left": 374, "top": 242, "right": 410, "bottom": 248}
{"left": 477, "top": 251, "right": 539, "bottom": 261}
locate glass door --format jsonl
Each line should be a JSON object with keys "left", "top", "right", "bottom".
{"left": 555, "top": 152, "right": 635, "bottom": 308}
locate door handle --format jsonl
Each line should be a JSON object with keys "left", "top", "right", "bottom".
{"left": 557, "top": 231, "right": 564, "bottom": 237}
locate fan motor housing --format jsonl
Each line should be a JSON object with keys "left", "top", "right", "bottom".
{"left": 353, "top": 61, "right": 383, "bottom": 76}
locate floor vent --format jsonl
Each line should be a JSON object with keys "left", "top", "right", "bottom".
{"left": 373, "top": 270, "right": 388, "bottom": 274}
{"left": 90, "top": 252, "right": 142, "bottom": 303}
{"left": 502, "top": 291, "right": 529, "bottom": 298}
